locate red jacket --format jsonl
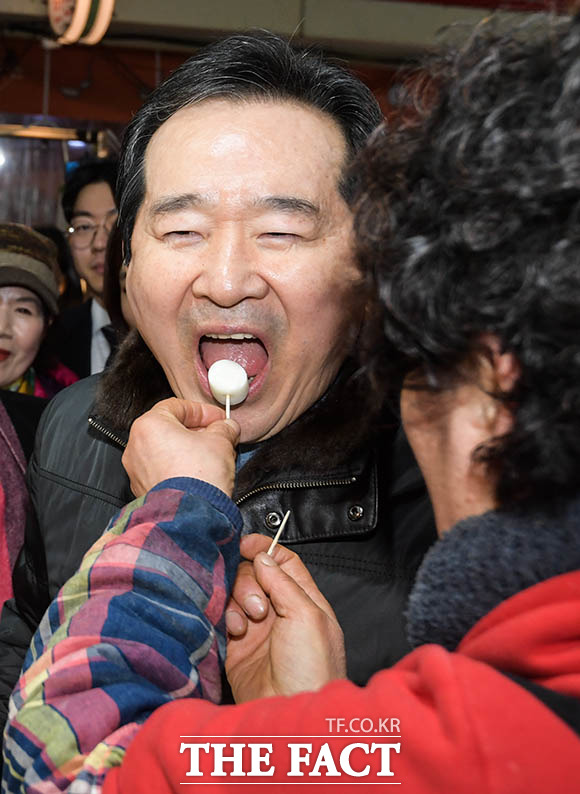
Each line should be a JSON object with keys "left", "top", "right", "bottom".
{"left": 103, "top": 570, "right": 580, "bottom": 793}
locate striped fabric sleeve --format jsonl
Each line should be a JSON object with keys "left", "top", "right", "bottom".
{"left": 2, "top": 477, "right": 242, "bottom": 794}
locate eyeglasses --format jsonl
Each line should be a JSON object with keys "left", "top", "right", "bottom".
{"left": 67, "top": 215, "right": 117, "bottom": 249}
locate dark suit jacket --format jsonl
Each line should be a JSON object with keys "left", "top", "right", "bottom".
{"left": 52, "top": 301, "right": 93, "bottom": 380}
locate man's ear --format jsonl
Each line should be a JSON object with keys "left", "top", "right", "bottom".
{"left": 479, "top": 333, "right": 521, "bottom": 394}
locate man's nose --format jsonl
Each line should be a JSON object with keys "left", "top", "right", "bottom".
{"left": 91, "top": 223, "right": 110, "bottom": 251}
{"left": 191, "top": 232, "right": 268, "bottom": 307}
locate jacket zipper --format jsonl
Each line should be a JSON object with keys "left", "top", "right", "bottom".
{"left": 235, "top": 476, "right": 357, "bottom": 505}
{"left": 87, "top": 416, "right": 358, "bottom": 502}
{"left": 87, "top": 416, "right": 127, "bottom": 449}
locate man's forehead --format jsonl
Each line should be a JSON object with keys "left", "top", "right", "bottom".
{"left": 142, "top": 97, "right": 348, "bottom": 199}
{"left": 149, "top": 95, "right": 346, "bottom": 140}
{"left": 73, "top": 182, "right": 117, "bottom": 213}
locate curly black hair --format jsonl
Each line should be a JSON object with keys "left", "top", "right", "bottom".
{"left": 354, "top": 13, "right": 580, "bottom": 509}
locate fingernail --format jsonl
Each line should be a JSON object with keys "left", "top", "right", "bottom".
{"left": 225, "top": 610, "right": 245, "bottom": 636}
{"left": 256, "top": 551, "right": 277, "bottom": 567}
{"left": 243, "top": 594, "right": 266, "bottom": 617}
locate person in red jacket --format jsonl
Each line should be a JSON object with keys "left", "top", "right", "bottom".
{"left": 3, "top": 11, "right": 580, "bottom": 794}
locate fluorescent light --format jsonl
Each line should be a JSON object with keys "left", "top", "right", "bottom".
{"left": 0, "top": 125, "right": 83, "bottom": 141}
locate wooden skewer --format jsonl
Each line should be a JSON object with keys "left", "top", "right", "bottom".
{"left": 225, "top": 394, "right": 231, "bottom": 419}
{"left": 267, "top": 509, "right": 291, "bottom": 556}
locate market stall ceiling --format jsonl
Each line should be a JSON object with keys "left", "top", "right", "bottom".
{"left": 0, "top": 0, "right": 554, "bottom": 60}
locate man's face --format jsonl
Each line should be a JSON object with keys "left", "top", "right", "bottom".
{"left": 68, "top": 181, "right": 117, "bottom": 303}
{"left": 127, "top": 98, "right": 363, "bottom": 443}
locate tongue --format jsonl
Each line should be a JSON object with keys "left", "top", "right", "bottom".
{"left": 200, "top": 339, "right": 268, "bottom": 378}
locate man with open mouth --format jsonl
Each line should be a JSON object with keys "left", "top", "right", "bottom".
{"left": 0, "top": 31, "right": 435, "bottom": 735}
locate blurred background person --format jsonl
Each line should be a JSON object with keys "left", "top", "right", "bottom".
{"left": 34, "top": 224, "right": 83, "bottom": 311}
{"left": 0, "top": 223, "right": 76, "bottom": 609}
{"left": 0, "top": 223, "right": 77, "bottom": 398}
{"left": 54, "top": 158, "right": 118, "bottom": 378}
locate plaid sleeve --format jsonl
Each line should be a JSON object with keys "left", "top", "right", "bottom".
{"left": 2, "top": 477, "right": 242, "bottom": 794}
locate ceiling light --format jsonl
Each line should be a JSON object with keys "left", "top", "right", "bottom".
{"left": 48, "top": 0, "right": 116, "bottom": 46}
{"left": 49, "top": 0, "right": 91, "bottom": 45}
{"left": 81, "top": 0, "right": 116, "bottom": 45}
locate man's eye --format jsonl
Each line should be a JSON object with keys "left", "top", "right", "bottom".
{"left": 261, "top": 232, "right": 301, "bottom": 242}
{"left": 164, "top": 231, "right": 202, "bottom": 241}
{"left": 15, "top": 307, "right": 33, "bottom": 316}
{"left": 74, "top": 224, "right": 95, "bottom": 233}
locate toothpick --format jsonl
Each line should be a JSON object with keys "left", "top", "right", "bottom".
{"left": 267, "top": 509, "right": 291, "bottom": 556}
{"left": 225, "top": 394, "right": 231, "bottom": 419}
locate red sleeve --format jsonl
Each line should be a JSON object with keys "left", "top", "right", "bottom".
{"left": 102, "top": 643, "right": 580, "bottom": 794}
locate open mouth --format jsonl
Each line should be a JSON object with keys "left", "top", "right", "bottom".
{"left": 199, "top": 333, "right": 268, "bottom": 386}
{"left": 0, "top": 350, "right": 10, "bottom": 362}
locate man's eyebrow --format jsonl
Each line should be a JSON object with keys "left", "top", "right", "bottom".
{"left": 71, "top": 208, "right": 117, "bottom": 220}
{"left": 13, "top": 296, "right": 41, "bottom": 305}
{"left": 148, "top": 193, "right": 320, "bottom": 219}
{"left": 254, "top": 196, "right": 320, "bottom": 217}
{"left": 148, "top": 193, "right": 204, "bottom": 218}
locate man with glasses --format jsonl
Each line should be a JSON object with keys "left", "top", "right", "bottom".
{"left": 56, "top": 158, "right": 118, "bottom": 378}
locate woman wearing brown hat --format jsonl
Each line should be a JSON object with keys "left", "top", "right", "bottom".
{"left": 0, "top": 223, "right": 77, "bottom": 398}
{"left": 0, "top": 223, "right": 78, "bottom": 609}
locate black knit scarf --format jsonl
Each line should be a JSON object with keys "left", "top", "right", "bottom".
{"left": 407, "top": 500, "right": 580, "bottom": 651}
